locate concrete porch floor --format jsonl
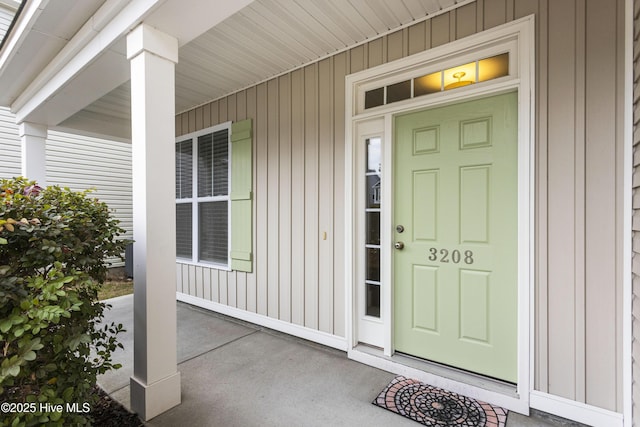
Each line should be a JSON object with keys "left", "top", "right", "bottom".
{"left": 98, "top": 295, "right": 583, "bottom": 426}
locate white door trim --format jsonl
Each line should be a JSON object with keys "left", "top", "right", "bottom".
{"left": 344, "top": 15, "right": 535, "bottom": 415}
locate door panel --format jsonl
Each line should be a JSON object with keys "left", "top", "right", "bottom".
{"left": 460, "top": 165, "right": 491, "bottom": 243}
{"left": 413, "top": 170, "right": 438, "bottom": 241}
{"left": 412, "top": 265, "right": 439, "bottom": 332}
{"left": 394, "top": 92, "right": 518, "bottom": 383}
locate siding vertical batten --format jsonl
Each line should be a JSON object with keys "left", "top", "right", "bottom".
{"left": 246, "top": 86, "right": 257, "bottom": 313}
{"left": 237, "top": 93, "right": 248, "bottom": 307}
{"left": 279, "top": 73, "right": 293, "bottom": 323}
{"left": 547, "top": 0, "right": 577, "bottom": 400}
{"left": 237, "top": 91, "right": 249, "bottom": 311}
{"left": 506, "top": 0, "right": 515, "bottom": 21}
{"left": 574, "top": 0, "right": 587, "bottom": 405}
{"left": 304, "top": 63, "right": 319, "bottom": 329}
{"left": 267, "top": 78, "right": 280, "bottom": 319}
{"left": 585, "top": 0, "right": 621, "bottom": 411}
{"left": 620, "top": 0, "right": 631, "bottom": 419}
{"left": 227, "top": 94, "right": 238, "bottom": 310}
{"left": 476, "top": 0, "right": 485, "bottom": 30}
{"left": 631, "top": 0, "right": 640, "bottom": 423}
{"left": 333, "top": 51, "right": 347, "bottom": 337}
{"left": 256, "top": 82, "right": 268, "bottom": 316}
{"left": 318, "top": 57, "right": 335, "bottom": 335}
{"left": 290, "top": 68, "right": 305, "bottom": 326}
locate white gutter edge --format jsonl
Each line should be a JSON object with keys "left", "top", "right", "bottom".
{"left": 12, "top": 0, "right": 160, "bottom": 119}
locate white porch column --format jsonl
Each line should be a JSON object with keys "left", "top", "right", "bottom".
{"left": 18, "top": 122, "right": 47, "bottom": 185}
{"left": 126, "top": 24, "right": 180, "bottom": 421}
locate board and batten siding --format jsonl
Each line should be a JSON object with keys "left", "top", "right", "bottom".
{"left": 632, "top": 0, "right": 640, "bottom": 424}
{"left": 176, "top": 0, "right": 625, "bottom": 413}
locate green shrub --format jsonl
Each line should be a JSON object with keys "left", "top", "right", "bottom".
{"left": 0, "top": 177, "right": 129, "bottom": 426}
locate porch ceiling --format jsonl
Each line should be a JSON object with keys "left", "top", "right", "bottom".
{"left": 63, "top": 0, "right": 464, "bottom": 140}
{"left": 4, "top": 0, "right": 465, "bottom": 140}
{"left": 177, "top": 0, "right": 461, "bottom": 113}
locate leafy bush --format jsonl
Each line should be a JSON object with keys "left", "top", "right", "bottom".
{"left": 0, "top": 177, "right": 129, "bottom": 426}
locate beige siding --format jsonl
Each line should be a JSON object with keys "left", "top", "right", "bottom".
{"left": 528, "top": 0, "right": 624, "bottom": 412}
{"left": 176, "top": 0, "right": 625, "bottom": 412}
{"left": 633, "top": 0, "right": 640, "bottom": 424}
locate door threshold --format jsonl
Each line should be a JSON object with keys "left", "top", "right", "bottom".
{"left": 351, "top": 344, "right": 526, "bottom": 413}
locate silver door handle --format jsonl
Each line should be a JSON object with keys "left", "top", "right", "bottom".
{"left": 394, "top": 241, "right": 404, "bottom": 250}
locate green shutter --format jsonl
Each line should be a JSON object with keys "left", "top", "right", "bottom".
{"left": 230, "top": 119, "right": 253, "bottom": 272}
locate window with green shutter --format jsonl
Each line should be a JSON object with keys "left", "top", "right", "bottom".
{"left": 175, "top": 120, "right": 252, "bottom": 272}
{"left": 230, "top": 119, "right": 253, "bottom": 272}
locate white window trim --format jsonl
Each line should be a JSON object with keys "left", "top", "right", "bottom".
{"left": 176, "top": 121, "right": 232, "bottom": 270}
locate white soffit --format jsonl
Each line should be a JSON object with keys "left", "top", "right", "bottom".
{"left": 76, "top": 0, "right": 465, "bottom": 134}
{"left": 176, "top": 0, "right": 464, "bottom": 112}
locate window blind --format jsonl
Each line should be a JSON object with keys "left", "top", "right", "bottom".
{"left": 198, "top": 129, "right": 229, "bottom": 197}
{"left": 199, "top": 201, "right": 228, "bottom": 263}
{"left": 176, "top": 203, "right": 193, "bottom": 258}
{"left": 175, "top": 140, "right": 192, "bottom": 199}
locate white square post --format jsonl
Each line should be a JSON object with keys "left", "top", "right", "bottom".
{"left": 18, "top": 122, "right": 47, "bottom": 186}
{"left": 126, "top": 24, "right": 181, "bottom": 421}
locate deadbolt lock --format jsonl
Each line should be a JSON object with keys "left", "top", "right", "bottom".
{"left": 396, "top": 225, "right": 404, "bottom": 233}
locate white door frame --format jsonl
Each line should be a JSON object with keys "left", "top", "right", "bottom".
{"left": 344, "top": 16, "right": 535, "bottom": 414}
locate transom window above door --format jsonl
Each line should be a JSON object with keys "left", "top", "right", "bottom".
{"left": 363, "top": 52, "right": 510, "bottom": 110}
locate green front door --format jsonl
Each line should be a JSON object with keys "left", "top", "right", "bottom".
{"left": 394, "top": 92, "right": 518, "bottom": 383}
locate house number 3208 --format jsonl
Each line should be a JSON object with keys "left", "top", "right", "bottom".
{"left": 428, "top": 248, "right": 474, "bottom": 264}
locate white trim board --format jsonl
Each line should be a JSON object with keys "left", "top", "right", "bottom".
{"left": 176, "top": 293, "right": 348, "bottom": 352}
{"left": 622, "top": 1, "right": 633, "bottom": 427}
{"left": 530, "top": 391, "right": 623, "bottom": 427}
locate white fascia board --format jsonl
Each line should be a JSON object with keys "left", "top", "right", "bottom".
{"left": 13, "top": 0, "right": 162, "bottom": 124}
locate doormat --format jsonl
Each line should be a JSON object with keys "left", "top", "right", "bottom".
{"left": 373, "top": 376, "right": 508, "bottom": 426}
